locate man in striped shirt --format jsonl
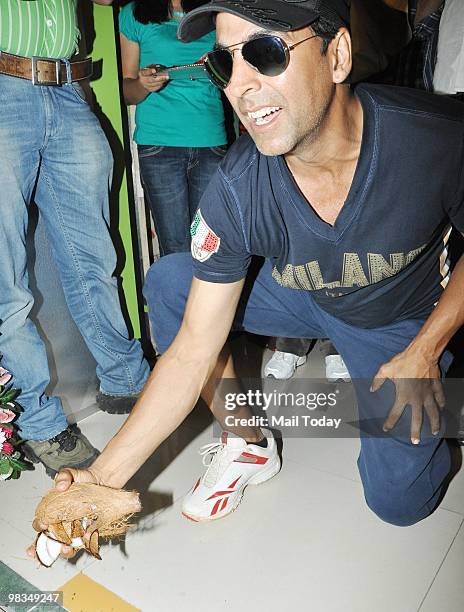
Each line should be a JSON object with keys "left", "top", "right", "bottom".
{"left": 0, "top": 0, "right": 150, "bottom": 477}
{"left": 0, "top": 0, "right": 81, "bottom": 60}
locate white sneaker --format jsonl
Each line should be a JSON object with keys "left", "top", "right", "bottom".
{"left": 325, "top": 354, "right": 350, "bottom": 382}
{"left": 181, "top": 429, "right": 281, "bottom": 522}
{"left": 263, "top": 351, "right": 307, "bottom": 379}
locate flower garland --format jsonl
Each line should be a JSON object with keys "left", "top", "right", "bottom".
{"left": 0, "top": 367, "right": 31, "bottom": 480}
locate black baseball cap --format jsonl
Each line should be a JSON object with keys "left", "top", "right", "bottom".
{"left": 178, "top": 0, "right": 351, "bottom": 42}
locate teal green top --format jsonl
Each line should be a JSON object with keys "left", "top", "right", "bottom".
{"left": 0, "top": 0, "right": 79, "bottom": 59}
{"left": 119, "top": 3, "right": 226, "bottom": 147}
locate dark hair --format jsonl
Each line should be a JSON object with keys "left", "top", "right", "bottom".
{"left": 132, "top": 0, "right": 209, "bottom": 25}
{"left": 311, "top": 17, "right": 342, "bottom": 55}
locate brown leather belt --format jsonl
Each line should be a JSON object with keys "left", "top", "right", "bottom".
{"left": 0, "top": 51, "right": 92, "bottom": 85}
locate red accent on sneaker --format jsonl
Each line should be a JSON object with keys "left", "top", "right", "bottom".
{"left": 221, "top": 432, "right": 228, "bottom": 445}
{"left": 182, "top": 512, "right": 199, "bottom": 522}
{"left": 220, "top": 498, "right": 228, "bottom": 511}
{"left": 229, "top": 476, "right": 241, "bottom": 488}
{"left": 233, "top": 452, "right": 268, "bottom": 465}
{"left": 211, "top": 499, "right": 222, "bottom": 516}
{"left": 192, "top": 478, "right": 201, "bottom": 493}
{"left": 206, "top": 489, "right": 236, "bottom": 500}
{"left": 205, "top": 477, "right": 241, "bottom": 504}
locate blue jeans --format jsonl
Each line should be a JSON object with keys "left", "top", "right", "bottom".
{"left": 144, "top": 254, "right": 453, "bottom": 526}
{"left": 138, "top": 145, "right": 227, "bottom": 256}
{"left": 0, "top": 75, "right": 149, "bottom": 441}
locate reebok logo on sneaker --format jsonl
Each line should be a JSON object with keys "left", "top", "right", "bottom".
{"left": 181, "top": 429, "right": 280, "bottom": 522}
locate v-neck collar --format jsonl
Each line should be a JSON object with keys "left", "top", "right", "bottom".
{"left": 275, "top": 85, "right": 378, "bottom": 243}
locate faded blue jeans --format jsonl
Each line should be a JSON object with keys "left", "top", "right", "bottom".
{"left": 0, "top": 74, "right": 149, "bottom": 441}
{"left": 144, "top": 254, "right": 453, "bottom": 526}
{"left": 138, "top": 145, "right": 227, "bottom": 256}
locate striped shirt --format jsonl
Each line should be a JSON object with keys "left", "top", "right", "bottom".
{"left": 0, "top": 0, "right": 80, "bottom": 59}
{"left": 392, "top": 1, "right": 444, "bottom": 91}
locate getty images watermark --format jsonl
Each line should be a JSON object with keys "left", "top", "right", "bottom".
{"left": 223, "top": 388, "right": 342, "bottom": 430}
{"left": 212, "top": 378, "right": 464, "bottom": 440}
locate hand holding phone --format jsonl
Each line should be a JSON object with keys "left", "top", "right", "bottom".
{"left": 138, "top": 64, "right": 169, "bottom": 93}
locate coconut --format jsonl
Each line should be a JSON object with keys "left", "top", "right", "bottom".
{"left": 35, "top": 533, "right": 63, "bottom": 567}
{"left": 34, "top": 483, "right": 141, "bottom": 566}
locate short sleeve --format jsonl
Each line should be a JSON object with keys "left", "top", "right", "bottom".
{"left": 119, "top": 3, "right": 139, "bottom": 44}
{"left": 190, "top": 169, "right": 251, "bottom": 283}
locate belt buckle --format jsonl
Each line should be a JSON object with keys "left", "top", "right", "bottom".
{"left": 31, "top": 56, "right": 61, "bottom": 86}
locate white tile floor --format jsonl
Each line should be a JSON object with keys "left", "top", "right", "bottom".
{"left": 1, "top": 341, "right": 463, "bottom": 611}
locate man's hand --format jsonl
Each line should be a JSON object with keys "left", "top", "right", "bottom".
{"left": 138, "top": 66, "right": 169, "bottom": 93}
{"left": 27, "top": 468, "right": 99, "bottom": 562}
{"left": 370, "top": 347, "right": 445, "bottom": 444}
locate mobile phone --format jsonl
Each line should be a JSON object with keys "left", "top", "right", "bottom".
{"left": 144, "top": 63, "right": 208, "bottom": 81}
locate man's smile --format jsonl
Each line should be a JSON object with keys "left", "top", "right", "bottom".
{"left": 240, "top": 104, "right": 283, "bottom": 128}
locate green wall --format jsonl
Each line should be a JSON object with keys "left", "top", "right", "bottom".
{"left": 91, "top": 4, "right": 141, "bottom": 338}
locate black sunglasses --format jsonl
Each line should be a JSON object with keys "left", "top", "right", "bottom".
{"left": 204, "top": 33, "right": 317, "bottom": 90}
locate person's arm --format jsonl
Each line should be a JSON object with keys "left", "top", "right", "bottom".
{"left": 86, "top": 276, "right": 245, "bottom": 488}
{"left": 120, "top": 33, "right": 169, "bottom": 106}
{"left": 376, "top": 249, "right": 464, "bottom": 376}
{"left": 27, "top": 275, "right": 244, "bottom": 559}
{"left": 402, "top": 253, "right": 464, "bottom": 362}
{"left": 371, "top": 245, "right": 464, "bottom": 443}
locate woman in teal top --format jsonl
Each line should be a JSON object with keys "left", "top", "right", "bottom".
{"left": 119, "top": 0, "right": 228, "bottom": 256}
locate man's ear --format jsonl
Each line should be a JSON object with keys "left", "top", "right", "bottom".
{"left": 330, "top": 28, "right": 352, "bottom": 83}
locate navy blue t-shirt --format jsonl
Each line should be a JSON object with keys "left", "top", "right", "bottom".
{"left": 190, "top": 84, "right": 464, "bottom": 328}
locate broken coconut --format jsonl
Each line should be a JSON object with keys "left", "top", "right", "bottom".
{"left": 34, "top": 483, "right": 141, "bottom": 567}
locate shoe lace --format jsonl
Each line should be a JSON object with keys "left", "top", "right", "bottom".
{"left": 49, "top": 428, "right": 76, "bottom": 452}
{"left": 198, "top": 442, "right": 228, "bottom": 488}
{"left": 199, "top": 442, "right": 224, "bottom": 466}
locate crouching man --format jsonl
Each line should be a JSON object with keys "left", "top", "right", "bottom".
{"left": 31, "top": 0, "right": 464, "bottom": 551}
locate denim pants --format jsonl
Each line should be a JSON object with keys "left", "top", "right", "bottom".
{"left": 144, "top": 253, "right": 453, "bottom": 526}
{"left": 0, "top": 75, "right": 149, "bottom": 441}
{"left": 138, "top": 145, "right": 227, "bottom": 256}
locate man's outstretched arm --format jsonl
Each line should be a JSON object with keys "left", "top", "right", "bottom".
{"left": 88, "top": 276, "right": 245, "bottom": 489}
{"left": 28, "top": 275, "right": 244, "bottom": 557}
